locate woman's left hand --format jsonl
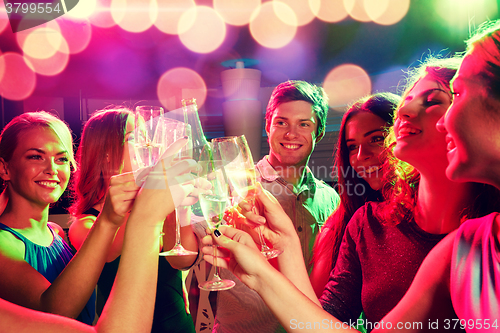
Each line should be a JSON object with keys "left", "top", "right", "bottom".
{"left": 202, "top": 226, "right": 273, "bottom": 291}
{"left": 229, "top": 183, "right": 298, "bottom": 252}
{"left": 101, "top": 172, "right": 140, "bottom": 227}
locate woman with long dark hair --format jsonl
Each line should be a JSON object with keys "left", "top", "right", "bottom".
{"left": 311, "top": 93, "right": 400, "bottom": 296}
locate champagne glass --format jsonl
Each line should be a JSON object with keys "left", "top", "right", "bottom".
{"left": 133, "top": 106, "right": 164, "bottom": 169}
{"left": 155, "top": 118, "right": 198, "bottom": 257}
{"left": 212, "top": 135, "right": 282, "bottom": 259}
{"left": 198, "top": 154, "right": 236, "bottom": 291}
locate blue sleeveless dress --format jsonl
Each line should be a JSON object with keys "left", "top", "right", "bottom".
{"left": 0, "top": 222, "right": 96, "bottom": 325}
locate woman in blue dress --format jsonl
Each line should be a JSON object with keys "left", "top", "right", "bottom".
{"left": 0, "top": 111, "right": 138, "bottom": 323}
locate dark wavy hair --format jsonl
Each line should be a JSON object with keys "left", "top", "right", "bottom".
{"left": 69, "top": 107, "right": 131, "bottom": 218}
{"left": 312, "top": 92, "right": 400, "bottom": 271}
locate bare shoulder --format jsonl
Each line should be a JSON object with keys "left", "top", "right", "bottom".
{"left": 68, "top": 215, "right": 97, "bottom": 251}
{"left": 47, "top": 222, "right": 64, "bottom": 238}
{"left": 0, "top": 229, "right": 25, "bottom": 261}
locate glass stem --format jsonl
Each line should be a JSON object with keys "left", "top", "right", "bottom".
{"left": 175, "top": 208, "right": 181, "bottom": 246}
{"left": 250, "top": 198, "right": 269, "bottom": 251}
{"left": 258, "top": 228, "right": 270, "bottom": 251}
{"left": 212, "top": 245, "right": 221, "bottom": 280}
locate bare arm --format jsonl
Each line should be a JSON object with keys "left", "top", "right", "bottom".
{"left": 69, "top": 215, "right": 126, "bottom": 263}
{"left": 0, "top": 183, "right": 165, "bottom": 333}
{"left": 0, "top": 138, "right": 200, "bottom": 333}
{"left": 375, "top": 231, "right": 456, "bottom": 332}
{"left": 202, "top": 227, "right": 356, "bottom": 333}
{"left": 0, "top": 172, "right": 137, "bottom": 318}
{"left": 162, "top": 207, "right": 198, "bottom": 269}
{"left": 203, "top": 226, "right": 457, "bottom": 333}
{"left": 237, "top": 183, "right": 320, "bottom": 306}
{"left": 95, "top": 185, "right": 172, "bottom": 332}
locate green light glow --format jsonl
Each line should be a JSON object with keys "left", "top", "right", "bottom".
{"left": 434, "top": 0, "right": 498, "bottom": 35}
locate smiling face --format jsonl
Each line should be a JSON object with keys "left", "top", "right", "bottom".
{"left": 345, "top": 112, "right": 388, "bottom": 191}
{"left": 440, "top": 53, "right": 500, "bottom": 185}
{"left": 0, "top": 127, "right": 70, "bottom": 208}
{"left": 393, "top": 76, "right": 452, "bottom": 171}
{"left": 266, "top": 100, "right": 322, "bottom": 169}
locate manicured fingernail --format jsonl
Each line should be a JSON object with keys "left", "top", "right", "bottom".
{"left": 214, "top": 229, "right": 221, "bottom": 237}
{"left": 183, "top": 136, "right": 189, "bottom": 140}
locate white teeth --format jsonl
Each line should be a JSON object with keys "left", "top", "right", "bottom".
{"left": 366, "top": 166, "right": 381, "bottom": 173}
{"left": 398, "top": 127, "right": 421, "bottom": 136}
{"left": 37, "top": 181, "right": 58, "bottom": 188}
{"left": 283, "top": 144, "right": 300, "bottom": 149}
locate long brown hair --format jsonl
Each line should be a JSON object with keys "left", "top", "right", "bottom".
{"left": 379, "top": 55, "right": 500, "bottom": 224}
{"left": 312, "top": 93, "right": 400, "bottom": 270}
{"left": 69, "top": 108, "right": 131, "bottom": 217}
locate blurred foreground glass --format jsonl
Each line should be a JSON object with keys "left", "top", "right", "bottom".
{"left": 132, "top": 107, "right": 197, "bottom": 257}
{"left": 198, "top": 150, "right": 235, "bottom": 291}
{"left": 155, "top": 118, "right": 197, "bottom": 257}
{"left": 212, "top": 135, "right": 282, "bottom": 259}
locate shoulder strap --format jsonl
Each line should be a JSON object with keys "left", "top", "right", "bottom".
{"left": 0, "top": 222, "right": 29, "bottom": 243}
{"left": 82, "top": 208, "right": 100, "bottom": 217}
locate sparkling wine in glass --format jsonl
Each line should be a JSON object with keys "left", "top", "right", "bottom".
{"left": 212, "top": 135, "right": 282, "bottom": 259}
{"left": 198, "top": 157, "right": 235, "bottom": 291}
{"left": 155, "top": 118, "right": 198, "bottom": 257}
{"left": 133, "top": 106, "right": 164, "bottom": 169}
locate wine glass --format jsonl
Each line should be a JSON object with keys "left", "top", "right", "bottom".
{"left": 198, "top": 154, "right": 236, "bottom": 291}
{"left": 131, "top": 106, "right": 164, "bottom": 175}
{"left": 154, "top": 118, "right": 198, "bottom": 257}
{"left": 212, "top": 135, "right": 282, "bottom": 259}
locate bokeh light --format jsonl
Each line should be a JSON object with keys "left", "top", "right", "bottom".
{"left": 323, "top": 64, "right": 371, "bottom": 108}
{"left": 25, "top": 41, "right": 70, "bottom": 76}
{"left": 17, "top": 23, "right": 64, "bottom": 59}
{"left": 67, "top": 0, "right": 97, "bottom": 18}
{"left": 249, "top": 2, "right": 297, "bottom": 49}
{"left": 155, "top": 0, "right": 195, "bottom": 34}
{"left": 0, "top": 50, "right": 4, "bottom": 83}
{"left": 344, "top": 0, "right": 371, "bottom": 22}
{"left": 214, "top": 0, "right": 260, "bottom": 26}
{"left": 58, "top": 19, "right": 93, "bottom": 54}
{"left": 89, "top": 0, "right": 117, "bottom": 28}
{"left": 365, "top": 0, "right": 409, "bottom": 25}
{"left": 111, "top": 0, "right": 157, "bottom": 33}
{"left": 275, "top": 0, "right": 315, "bottom": 26}
{"left": 178, "top": 6, "right": 226, "bottom": 54}
{"left": 0, "top": 6, "right": 9, "bottom": 34}
{"left": 0, "top": 53, "right": 36, "bottom": 101}
{"left": 157, "top": 67, "right": 207, "bottom": 111}
{"left": 308, "top": 0, "right": 348, "bottom": 23}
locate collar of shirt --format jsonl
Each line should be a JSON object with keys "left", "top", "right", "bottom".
{"left": 256, "top": 156, "right": 317, "bottom": 195}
